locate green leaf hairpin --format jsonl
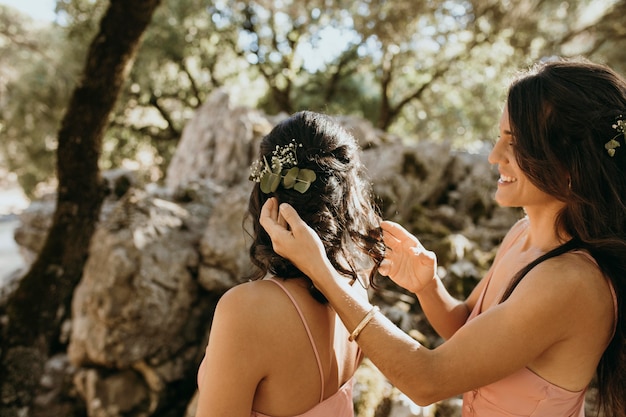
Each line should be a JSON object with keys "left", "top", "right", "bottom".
{"left": 250, "top": 140, "right": 317, "bottom": 194}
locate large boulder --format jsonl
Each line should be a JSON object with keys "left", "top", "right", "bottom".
{"left": 165, "top": 88, "right": 276, "bottom": 191}
{"left": 67, "top": 188, "right": 217, "bottom": 416}
{"left": 7, "top": 90, "right": 524, "bottom": 417}
{"left": 197, "top": 186, "right": 254, "bottom": 292}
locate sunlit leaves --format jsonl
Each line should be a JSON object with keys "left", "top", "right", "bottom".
{"left": 2, "top": 0, "right": 626, "bottom": 197}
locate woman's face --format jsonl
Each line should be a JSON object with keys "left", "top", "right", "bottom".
{"left": 488, "top": 106, "right": 560, "bottom": 210}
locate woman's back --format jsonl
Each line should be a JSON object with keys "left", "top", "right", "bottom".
{"left": 248, "top": 277, "right": 362, "bottom": 415}
{"left": 197, "top": 276, "right": 363, "bottom": 417}
{"left": 196, "top": 110, "right": 384, "bottom": 417}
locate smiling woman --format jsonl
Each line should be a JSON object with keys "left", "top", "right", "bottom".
{"left": 259, "top": 58, "right": 626, "bottom": 417}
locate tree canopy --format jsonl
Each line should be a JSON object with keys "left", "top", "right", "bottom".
{"left": 1, "top": 0, "right": 625, "bottom": 197}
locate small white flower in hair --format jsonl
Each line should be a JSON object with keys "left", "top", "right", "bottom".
{"left": 249, "top": 139, "right": 316, "bottom": 193}
{"left": 606, "top": 115, "right": 625, "bottom": 157}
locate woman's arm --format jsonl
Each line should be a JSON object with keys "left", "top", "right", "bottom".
{"left": 195, "top": 286, "right": 267, "bottom": 417}
{"left": 411, "top": 275, "right": 474, "bottom": 339}
{"left": 284, "top": 259, "right": 570, "bottom": 405}
{"left": 259, "top": 200, "right": 591, "bottom": 404}
{"left": 378, "top": 218, "right": 527, "bottom": 340}
{"left": 379, "top": 220, "right": 472, "bottom": 339}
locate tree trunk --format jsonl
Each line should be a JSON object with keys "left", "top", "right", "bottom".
{"left": 0, "top": 0, "right": 162, "bottom": 415}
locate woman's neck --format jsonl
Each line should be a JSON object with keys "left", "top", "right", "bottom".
{"left": 522, "top": 203, "right": 570, "bottom": 253}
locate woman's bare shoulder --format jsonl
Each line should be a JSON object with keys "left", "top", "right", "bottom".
{"left": 211, "top": 280, "right": 298, "bottom": 353}
{"left": 216, "top": 280, "right": 286, "bottom": 318}
{"left": 541, "top": 250, "right": 604, "bottom": 285}
{"left": 514, "top": 251, "right": 613, "bottom": 325}
{"left": 219, "top": 279, "right": 274, "bottom": 302}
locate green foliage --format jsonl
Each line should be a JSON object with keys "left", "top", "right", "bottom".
{"left": 0, "top": 6, "right": 83, "bottom": 195}
{"left": 55, "top": 0, "right": 107, "bottom": 39}
{"left": 2, "top": 0, "right": 626, "bottom": 197}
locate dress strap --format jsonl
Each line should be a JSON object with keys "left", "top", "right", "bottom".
{"left": 266, "top": 278, "right": 325, "bottom": 403}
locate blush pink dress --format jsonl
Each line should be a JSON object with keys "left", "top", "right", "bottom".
{"left": 462, "top": 222, "right": 618, "bottom": 417}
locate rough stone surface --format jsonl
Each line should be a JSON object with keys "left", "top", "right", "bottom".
{"left": 198, "top": 186, "right": 254, "bottom": 292}
{"left": 165, "top": 88, "right": 276, "bottom": 191}
{"left": 6, "top": 90, "right": 530, "bottom": 417}
{"left": 68, "top": 189, "right": 204, "bottom": 368}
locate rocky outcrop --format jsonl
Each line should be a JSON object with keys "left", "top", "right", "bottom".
{"left": 165, "top": 88, "right": 279, "bottom": 191}
{"left": 67, "top": 189, "right": 211, "bottom": 416}
{"left": 7, "top": 90, "right": 524, "bottom": 417}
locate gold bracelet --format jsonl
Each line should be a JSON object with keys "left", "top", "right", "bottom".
{"left": 348, "top": 305, "right": 380, "bottom": 342}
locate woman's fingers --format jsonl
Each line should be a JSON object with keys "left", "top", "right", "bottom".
{"left": 276, "top": 202, "right": 303, "bottom": 231}
{"left": 277, "top": 210, "right": 288, "bottom": 230}
{"left": 260, "top": 199, "right": 320, "bottom": 261}
{"left": 381, "top": 220, "right": 422, "bottom": 251}
{"left": 260, "top": 198, "right": 294, "bottom": 253}
{"left": 260, "top": 199, "right": 302, "bottom": 234}
{"left": 260, "top": 198, "right": 279, "bottom": 232}
{"left": 382, "top": 221, "right": 417, "bottom": 243}
{"left": 379, "top": 259, "right": 392, "bottom": 276}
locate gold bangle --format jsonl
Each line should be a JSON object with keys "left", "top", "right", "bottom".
{"left": 348, "top": 305, "right": 380, "bottom": 342}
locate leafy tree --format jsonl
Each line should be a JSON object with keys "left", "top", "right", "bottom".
{"left": 0, "top": 7, "right": 81, "bottom": 195}
{"left": 2, "top": 0, "right": 626, "bottom": 197}
{"left": 0, "top": 1, "right": 162, "bottom": 415}
{"left": 106, "top": 0, "right": 243, "bottom": 172}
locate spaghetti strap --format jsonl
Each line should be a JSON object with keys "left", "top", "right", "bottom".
{"left": 266, "top": 278, "right": 325, "bottom": 403}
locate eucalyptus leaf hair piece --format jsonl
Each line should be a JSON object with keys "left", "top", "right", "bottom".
{"left": 249, "top": 140, "right": 317, "bottom": 194}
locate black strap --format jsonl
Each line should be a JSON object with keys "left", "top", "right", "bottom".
{"left": 500, "top": 238, "right": 581, "bottom": 303}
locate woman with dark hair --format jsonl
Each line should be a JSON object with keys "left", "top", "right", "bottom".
{"left": 195, "top": 111, "right": 385, "bottom": 417}
{"left": 260, "top": 58, "right": 625, "bottom": 417}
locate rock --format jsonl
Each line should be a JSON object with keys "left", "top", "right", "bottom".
{"left": 165, "top": 88, "right": 274, "bottom": 192}
{"left": 32, "top": 353, "right": 83, "bottom": 417}
{"left": 65, "top": 188, "right": 217, "bottom": 417}
{"left": 198, "top": 185, "right": 254, "bottom": 292}
{"left": 13, "top": 195, "right": 55, "bottom": 265}
{"left": 9, "top": 90, "right": 526, "bottom": 417}
{"left": 68, "top": 189, "right": 210, "bottom": 368}
{"left": 74, "top": 369, "right": 151, "bottom": 417}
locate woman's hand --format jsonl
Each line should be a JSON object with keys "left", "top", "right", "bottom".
{"left": 379, "top": 220, "right": 438, "bottom": 294}
{"left": 259, "top": 198, "right": 329, "bottom": 280}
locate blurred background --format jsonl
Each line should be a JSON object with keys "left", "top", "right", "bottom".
{"left": 0, "top": 1, "right": 624, "bottom": 416}
{"left": 1, "top": 0, "right": 625, "bottom": 203}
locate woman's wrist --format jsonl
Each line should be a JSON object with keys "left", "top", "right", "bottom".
{"left": 306, "top": 257, "right": 336, "bottom": 288}
{"left": 414, "top": 274, "right": 439, "bottom": 296}
{"left": 348, "top": 305, "right": 380, "bottom": 341}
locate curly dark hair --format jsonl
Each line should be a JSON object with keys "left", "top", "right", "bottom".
{"left": 501, "top": 58, "right": 626, "bottom": 417}
{"left": 246, "top": 111, "right": 385, "bottom": 303}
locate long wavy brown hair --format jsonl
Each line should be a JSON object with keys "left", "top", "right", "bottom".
{"left": 246, "top": 110, "right": 385, "bottom": 303}
{"left": 501, "top": 58, "right": 626, "bottom": 417}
